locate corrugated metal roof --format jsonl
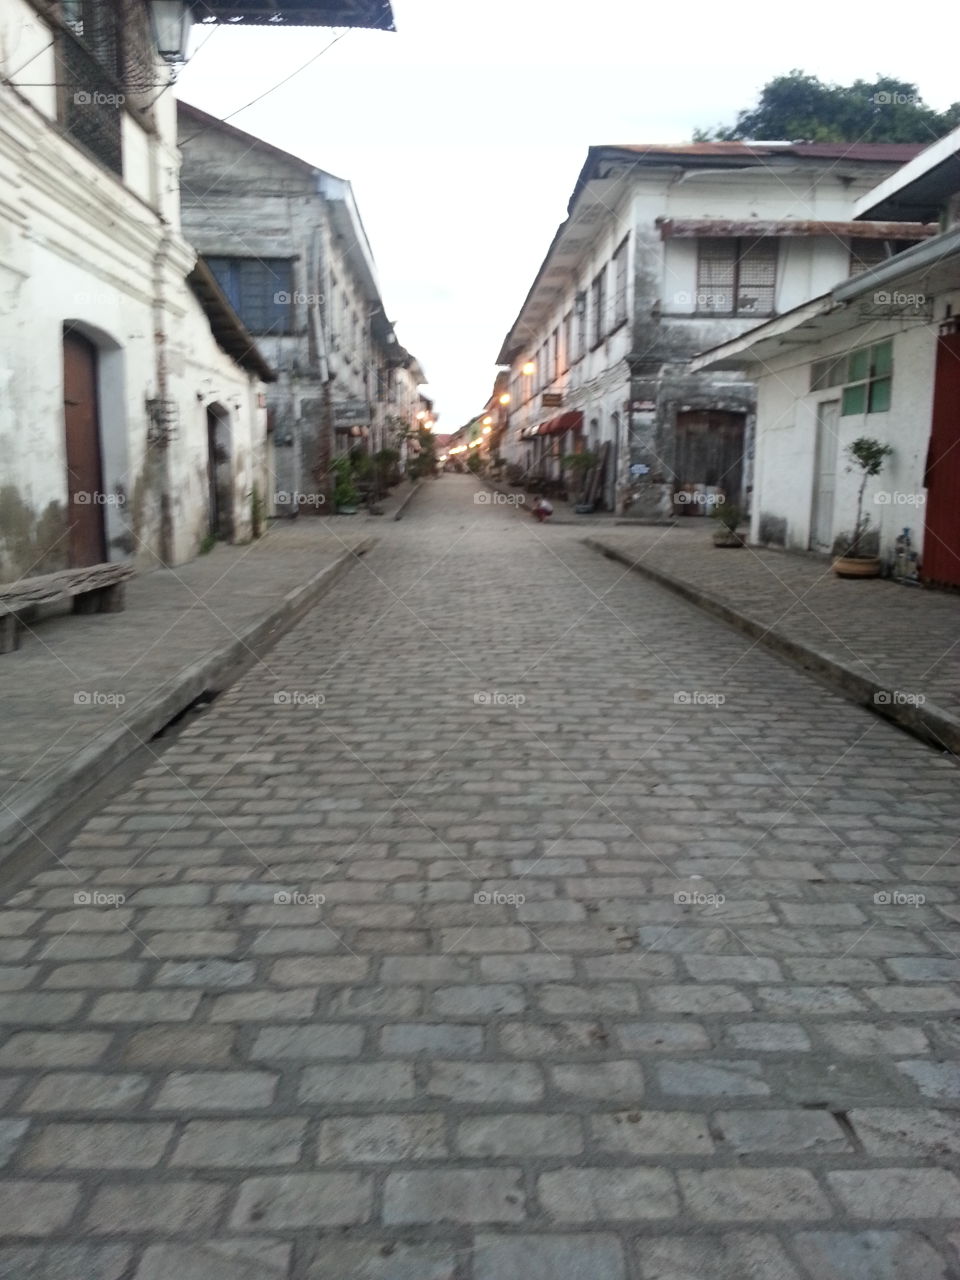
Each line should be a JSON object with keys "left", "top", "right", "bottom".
{"left": 608, "top": 142, "right": 924, "bottom": 162}
{"left": 191, "top": 0, "right": 394, "bottom": 29}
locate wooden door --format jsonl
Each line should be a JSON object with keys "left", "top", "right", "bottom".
{"left": 922, "top": 330, "right": 960, "bottom": 586}
{"left": 810, "top": 401, "right": 840, "bottom": 552}
{"left": 674, "top": 410, "right": 745, "bottom": 509}
{"left": 63, "top": 330, "right": 106, "bottom": 567}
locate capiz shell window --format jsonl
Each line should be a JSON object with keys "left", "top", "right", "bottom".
{"left": 696, "top": 238, "right": 778, "bottom": 316}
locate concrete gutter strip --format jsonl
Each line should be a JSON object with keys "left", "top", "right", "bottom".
{"left": 0, "top": 539, "right": 374, "bottom": 862}
{"left": 585, "top": 537, "right": 960, "bottom": 757}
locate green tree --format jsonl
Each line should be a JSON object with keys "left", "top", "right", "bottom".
{"left": 695, "top": 71, "right": 960, "bottom": 144}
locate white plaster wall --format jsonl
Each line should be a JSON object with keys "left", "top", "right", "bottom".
{"left": 0, "top": 1, "right": 266, "bottom": 578}
{"left": 752, "top": 316, "right": 940, "bottom": 560}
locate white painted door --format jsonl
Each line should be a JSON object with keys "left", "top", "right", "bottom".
{"left": 811, "top": 401, "right": 840, "bottom": 552}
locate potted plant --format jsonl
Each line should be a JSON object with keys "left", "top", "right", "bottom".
{"left": 563, "top": 450, "right": 599, "bottom": 513}
{"left": 833, "top": 437, "right": 893, "bottom": 578}
{"left": 333, "top": 456, "right": 359, "bottom": 514}
{"left": 710, "top": 500, "right": 745, "bottom": 547}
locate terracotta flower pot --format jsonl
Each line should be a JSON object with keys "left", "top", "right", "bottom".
{"left": 833, "top": 555, "right": 881, "bottom": 578}
{"left": 712, "top": 531, "right": 745, "bottom": 548}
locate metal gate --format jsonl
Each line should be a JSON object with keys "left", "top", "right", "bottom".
{"left": 63, "top": 329, "right": 106, "bottom": 567}
{"left": 923, "top": 328, "right": 960, "bottom": 587}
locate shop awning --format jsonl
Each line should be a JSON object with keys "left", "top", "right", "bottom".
{"left": 541, "top": 410, "right": 584, "bottom": 435}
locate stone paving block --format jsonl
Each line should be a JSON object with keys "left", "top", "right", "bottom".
{"left": 715, "top": 1108, "right": 850, "bottom": 1153}
{"left": 383, "top": 1168, "right": 525, "bottom": 1224}
{"left": 848, "top": 1107, "right": 960, "bottom": 1156}
{"left": 24, "top": 1122, "right": 174, "bottom": 1168}
{"left": 134, "top": 1239, "right": 290, "bottom": 1280}
{"left": 21, "top": 1073, "right": 149, "bottom": 1112}
{"left": 153, "top": 1072, "right": 277, "bottom": 1111}
{"left": 657, "top": 1059, "right": 770, "bottom": 1098}
{"left": 647, "top": 985, "right": 752, "bottom": 1013}
{"left": 0, "top": 1181, "right": 80, "bottom": 1236}
{"left": 171, "top": 1118, "right": 305, "bottom": 1167}
{"left": 303, "top": 1239, "right": 461, "bottom": 1280}
{"left": 635, "top": 1232, "right": 804, "bottom": 1279}
{"left": 249, "top": 1024, "right": 364, "bottom": 1061}
{"left": 538, "top": 982, "right": 640, "bottom": 1013}
{"left": 616, "top": 1021, "right": 711, "bottom": 1052}
{"left": 456, "top": 1112, "right": 582, "bottom": 1157}
{"left": 550, "top": 1060, "right": 644, "bottom": 1101}
{"left": 895, "top": 1060, "right": 960, "bottom": 1100}
{"left": 86, "top": 1182, "right": 226, "bottom": 1234}
{"left": 479, "top": 955, "right": 576, "bottom": 980}
{"left": 538, "top": 1167, "right": 678, "bottom": 1221}
{"left": 725, "top": 1022, "right": 811, "bottom": 1052}
{"left": 299, "top": 1062, "right": 416, "bottom": 1104}
{"left": 380, "top": 1022, "right": 483, "bottom": 1055}
{"left": 473, "top": 1233, "right": 626, "bottom": 1280}
{"left": 230, "top": 1172, "right": 373, "bottom": 1229}
{"left": 90, "top": 992, "right": 201, "bottom": 1022}
{"left": 317, "top": 1114, "right": 447, "bottom": 1162}
{"left": 0, "top": 994, "right": 84, "bottom": 1024}
{"left": 827, "top": 1168, "right": 960, "bottom": 1218}
{"left": 0, "top": 1244, "right": 132, "bottom": 1280}
{"left": 270, "top": 956, "right": 370, "bottom": 985}
{"left": 591, "top": 1109, "right": 713, "bottom": 1155}
{"left": 0, "top": 1031, "right": 111, "bottom": 1066}
{"left": 431, "top": 983, "right": 525, "bottom": 1017}
{"left": 679, "top": 1169, "right": 832, "bottom": 1221}
{"left": 818, "top": 1022, "right": 929, "bottom": 1056}
{"left": 428, "top": 1060, "right": 543, "bottom": 1103}
{"left": 789, "top": 1230, "right": 951, "bottom": 1280}
{"left": 122, "top": 1026, "right": 235, "bottom": 1066}
{"left": 0, "top": 1118, "right": 30, "bottom": 1166}
{"left": 155, "top": 959, "right": 255, "bottom": 988}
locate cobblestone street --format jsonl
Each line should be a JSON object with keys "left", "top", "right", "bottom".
{"left": 2, "top": 474, "right": 960, "bottom": 1280}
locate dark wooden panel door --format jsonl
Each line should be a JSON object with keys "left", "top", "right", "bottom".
{"left": 675, "top": 410, "right": 746, "bottom": 509}
{"left": 923, "top": 331, "right": 960, "bottom": 587}
{"left": 63, "top": 331, "right": 106, "bottom": 567}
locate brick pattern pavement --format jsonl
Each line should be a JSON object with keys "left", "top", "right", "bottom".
{"left": 590, "top": 523, "right": 960, "bottom": 720}
{"left": 0, "top": 476, "right": 958, "bottom": 1279}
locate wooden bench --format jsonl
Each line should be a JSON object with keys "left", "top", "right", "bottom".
{"left": 0, "top": 562, "right": 135, "bottom": 654}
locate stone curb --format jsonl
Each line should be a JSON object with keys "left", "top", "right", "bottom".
{"left": 0, "top": 538, "right": 376, "bottom": 863}
{"left": 393, "top": 481, "right": 422, "bottom": 520}
{"left": 584, "top": 536, "right": 960, "bottom": 757}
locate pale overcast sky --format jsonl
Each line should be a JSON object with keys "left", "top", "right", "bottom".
{"left": 176, "top": 0, "right": 955, "bottom": 431}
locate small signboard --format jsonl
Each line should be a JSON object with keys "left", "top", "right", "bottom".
{"left": 541, "top": 392, "right": 563, "bottom": 408}
{"left": 333, "top": 400, "right": 370, "bottom": 424}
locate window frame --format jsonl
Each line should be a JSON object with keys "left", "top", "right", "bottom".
{"left": 205, "top": 257, "right": 296, "bottom": 336}
{"left": 695, "top": 237, "right": 778, "bottom": 317}
{"left": 612, "top": 237, "right": 629, "bottom": 328}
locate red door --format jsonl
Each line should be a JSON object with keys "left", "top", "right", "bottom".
{"left": 63, "top": 331, "right": 106, "bottom": 567}
{"left": 923, "top": 329, "right": 960, "bottom": 587}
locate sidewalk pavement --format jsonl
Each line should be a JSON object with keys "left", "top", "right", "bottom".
{"left": 0, "top": 498, "right": 403, "bottom": 861}
{"left": 585, "top": 524, "right": 960, "bottom": 755}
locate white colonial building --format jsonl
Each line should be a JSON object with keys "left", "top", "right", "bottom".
{"left": 497, "top": 142, "right": 932, "bottom": 515}
{"left": 0, "top": 0, "right": 393, "bottom": 580}
{"left": 177, "top": 102, "right": 426, "bottom": 513}
{"left": 692, "top": 127, "right": 960, "bottom": 585}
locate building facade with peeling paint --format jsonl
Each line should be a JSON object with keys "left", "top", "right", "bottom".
{"left": 177, "top": 103, "right": 425, "bottom": 516}
{"left": 496, "top": 142, "right": 930, "bottom": 516}
{"left": 0, "top": 0, "right": 285, "bottom": 581}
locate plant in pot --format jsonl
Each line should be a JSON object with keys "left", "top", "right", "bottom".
{"left": 710, "top": 499, "right": 745, "bottom": 547}
{"left": 562, "top": 450, "right": 599, "bottom": 513}
{"left": 332, "top": 455, "right": 359, "bottom": 515}
{"left": 833, "top": 437, "right": 893, "bottom": 578}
